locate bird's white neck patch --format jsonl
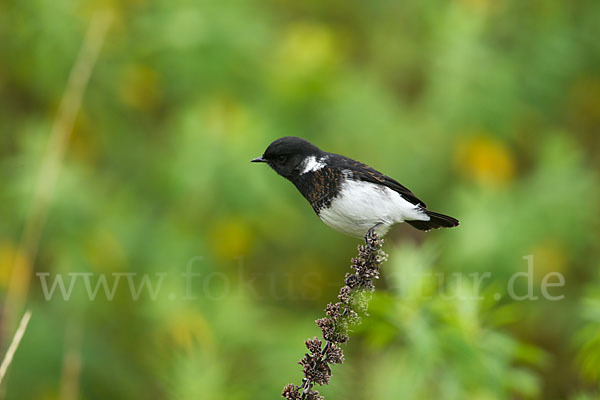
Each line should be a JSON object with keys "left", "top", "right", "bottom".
{"left": 300, "top": 156, "right": 326, "bottom": 175}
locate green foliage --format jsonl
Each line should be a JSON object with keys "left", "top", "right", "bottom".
{"left": 1, "top": 0, "right": 599, "bottom": 399}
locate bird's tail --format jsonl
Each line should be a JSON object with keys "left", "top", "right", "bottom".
{"left": 407, "top": 210, "right": 459, "bottom": 231}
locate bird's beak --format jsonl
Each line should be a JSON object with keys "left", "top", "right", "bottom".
{"left": 251, "top": 156, "right": 267, "bottom": 163}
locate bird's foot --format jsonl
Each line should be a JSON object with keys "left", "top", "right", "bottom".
{"left": 364, "top": 223, "right": 383, "bottom": 249}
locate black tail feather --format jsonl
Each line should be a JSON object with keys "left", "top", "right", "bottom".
{"left": 407, "top": 210, "right": 459, "bottom": 232}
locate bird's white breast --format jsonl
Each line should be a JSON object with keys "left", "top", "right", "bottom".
{"left": 318, "top": 178, "right": 429, "bottom": 237}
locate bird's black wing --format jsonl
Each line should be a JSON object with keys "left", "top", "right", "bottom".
{"left": 329, "top": 154, "right": 427, "bottom": 208}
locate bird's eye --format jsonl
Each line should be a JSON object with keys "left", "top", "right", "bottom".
{"left": 278, "top": 155, "right": 287, "bottom": 163}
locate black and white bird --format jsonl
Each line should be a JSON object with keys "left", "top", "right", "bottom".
{"left": 252, "top": 136, "right": 459, "bottom": 238}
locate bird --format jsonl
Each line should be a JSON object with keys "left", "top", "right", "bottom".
{"left": 252, "top": 136, "right": 459, "bottom": 238}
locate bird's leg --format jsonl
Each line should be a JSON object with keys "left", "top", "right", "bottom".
{"left": 365, "top": 222, "right": 383, "bottom": 249}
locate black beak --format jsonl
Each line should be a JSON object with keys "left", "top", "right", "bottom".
{"left": 251, "top": 156, "right": 267, "bottom": 163}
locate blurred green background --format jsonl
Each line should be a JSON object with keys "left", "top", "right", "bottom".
{"left": 1, "top": 0, "right": 599, "bottom": 399}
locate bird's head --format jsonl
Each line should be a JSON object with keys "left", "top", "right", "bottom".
{"left": 252, "top": 136, "right": 323, "bottom": 179}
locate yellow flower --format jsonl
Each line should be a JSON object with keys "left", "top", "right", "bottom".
{"left": 0, "top": 241, "right": 29, "bottom": 289}
{"left": 455, "top": 135, "right": 515, "bottom": 185}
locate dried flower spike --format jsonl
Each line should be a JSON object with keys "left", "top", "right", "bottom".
{"left": 282, "top": 228, "right": 386, "bottom": 399}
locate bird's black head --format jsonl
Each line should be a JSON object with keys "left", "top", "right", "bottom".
{"left": 251, "top": 136, "right": 323, "bottom": 179}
